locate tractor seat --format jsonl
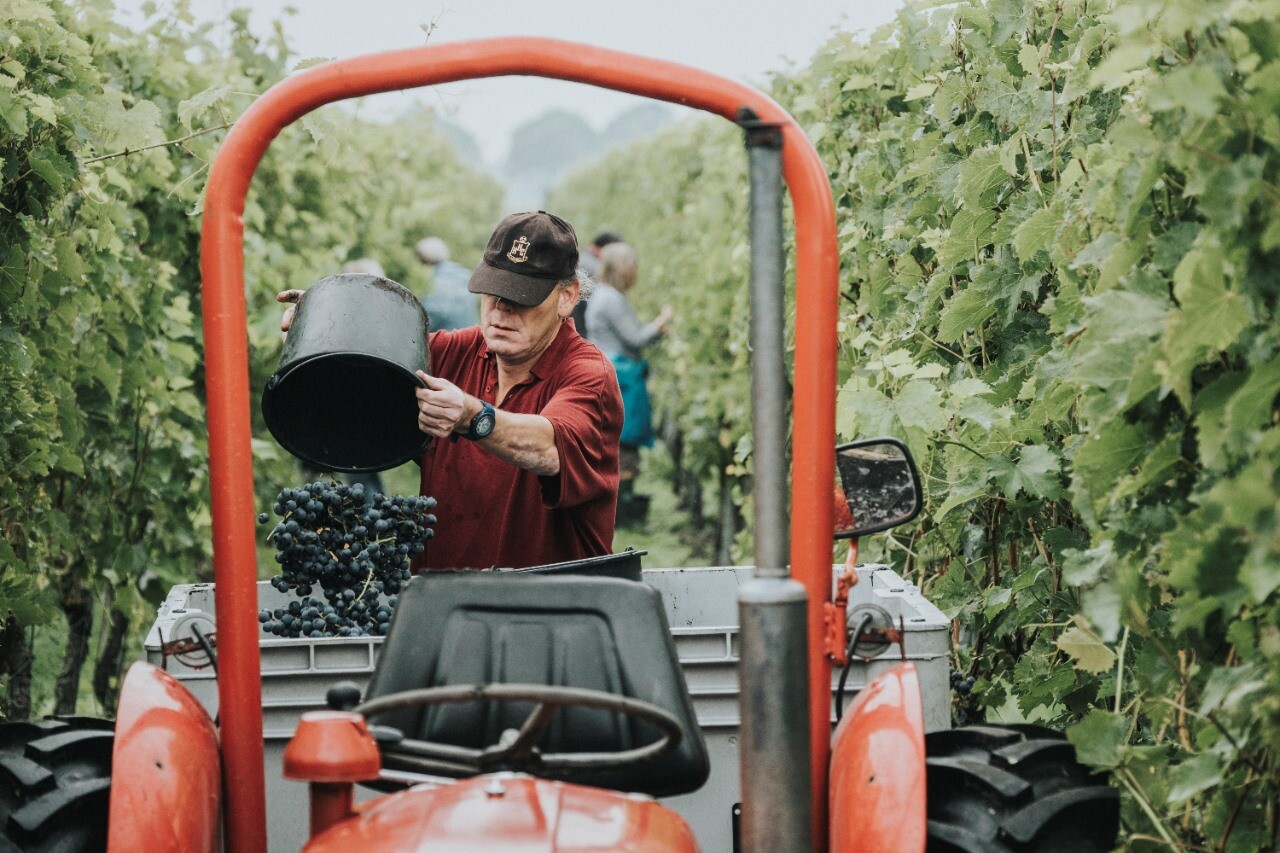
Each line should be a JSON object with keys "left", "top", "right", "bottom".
{"left": 362, "top": 571, "right": 710, "bottom": 798}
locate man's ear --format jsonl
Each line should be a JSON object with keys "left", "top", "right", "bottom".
{"left": 557, "top": 281, "right": 580, "bottom": 319}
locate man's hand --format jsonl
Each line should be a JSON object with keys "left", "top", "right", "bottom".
{"left": 278, "top": 289, "right": 305, "bottom": 341}
{"left": 415, "top": 371, "right": 560, "bottom": 475}
{"left": 415, "top": 371, "right": 479, "bottom": 438}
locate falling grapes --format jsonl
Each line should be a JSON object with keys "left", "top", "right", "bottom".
{"left": 256, "top": 481, "right": 436, "bottom": 638}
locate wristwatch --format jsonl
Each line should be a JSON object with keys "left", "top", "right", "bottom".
{"left": 463, "top": 401, "right": 496, "bottom": 441}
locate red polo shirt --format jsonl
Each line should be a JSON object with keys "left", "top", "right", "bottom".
{"left": 415, "top": 321, "right": 622, "bottom": 570}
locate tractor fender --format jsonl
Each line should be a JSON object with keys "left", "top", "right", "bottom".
{"left": 829, "top": 661, "right": 926, "bottom": 853}
{"left": 304, "top": 774, "right": 698, "bottom": 852}
{"left": 107, "top": 661, "right": 221, "bottom": 853}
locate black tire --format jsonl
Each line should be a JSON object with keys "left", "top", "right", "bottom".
{"left": 0, "top": 718, "right": 113, "bottom": 853}
{"left": 925, "top": 723, "right": 1119, "bottom": 853}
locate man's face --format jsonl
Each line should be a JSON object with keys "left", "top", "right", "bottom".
{"left": 480, "top": 282, "right": 579, "bottom": 366}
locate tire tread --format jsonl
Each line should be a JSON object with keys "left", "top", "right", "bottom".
{"left": 0, "top": 718, "right": 113, "bottom": 853}
{"left": 925, "top": 723, "right": 1118, "bottom": 853}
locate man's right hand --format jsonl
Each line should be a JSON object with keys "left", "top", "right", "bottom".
{"left": 277, "top": 290, "right": 305, "bottom": 340}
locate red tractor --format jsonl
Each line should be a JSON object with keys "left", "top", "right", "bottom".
{"left": 0, "top": 39, "right": 1118, "bottom": 853}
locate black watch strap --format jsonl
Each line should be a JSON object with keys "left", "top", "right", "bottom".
{"left": 463, "top": 401, "right": 496, "bottom": 441}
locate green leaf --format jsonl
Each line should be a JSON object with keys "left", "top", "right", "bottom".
{"left": 1012, "top": 202, "right": 1062, "bottom": 261}
{"left": 177, "top": 84, "right": 234, "bottom": 131}
{"left": 904, "top": 81, "right": 936, "bottom": 101}
{"left": 102, "top": 98, "right": 164, "bottom": 152}
{"left": 25, "top": 93, "right": 58, "bottom": 126}
{"left": 1167, "top": 752, "right": 1225, "bottom": 804}
{"left": 1017, "top": 42, "right": 1042, "bottom": 76}
{"left": 938, "top": 288, "right": 997, "bottom": 343}
{"left": 1056, "top": 618, "right": 1117, "bottom": 674}
{"left": 1158, "top": 244, "right": 1251, "bottom": 407}
{"left": 1067, "top": 710, "right": 1129, "bottom": 770}
{"left": 26, "top": 149, "right": 69, "bottom": 195}
{"left": 955, "top": 146, "right": 1007, "bottom": 210}
{"left": 1012, "top": 444, "right": 1064, "bottom": 499}
{"left": 1148, "top": 64, "right": 1228, "bottom": 118}
{"left": 1062, "top": 541, "right": 1114, "bottom": 587}
{"left": 1089, "top": 42, "right": 1152, "bottom": 91}
{"left": 292, "top": 56, "right": 335, "bottom": 71}
{"left": 1071, "top": 422, "right": 1147, "bottom": 511}
{"left": 986, "top": 445, "right": 1063, "bottom": 500}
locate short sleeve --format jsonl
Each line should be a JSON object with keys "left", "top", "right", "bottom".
{"left": 537, "top": 353, "right": 623, "bottom": 509}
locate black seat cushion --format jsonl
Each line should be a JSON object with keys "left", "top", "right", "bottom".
{"left": 363, "top": 572, "right": 710, "bottom": 797}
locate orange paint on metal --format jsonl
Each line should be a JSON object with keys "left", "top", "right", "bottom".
{"left": 828, "top": 663, "right": 926, "bottom": 853}
{"left": 201, "top": 38, "right": 838, "bottom": 850}
{"left": 303, "top": 775, "right": 698, "bottom": 853}
{"left": 824, "top": 569, "right": 860, "bottom": 665}
{"left": 106, "top": 662, "right": 220, "bottom": 853}
{"left": 284, "top": 711, "right": 382, "bottom": 840}
{"left": 308, "top": 784, "right": 357, "bottom": 840}
{"left": 283, "top": 711, "right": 382, "bottom": 783}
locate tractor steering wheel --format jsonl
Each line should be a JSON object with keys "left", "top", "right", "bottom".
{"left": 353, "top": 683, "right": 684, "bottom": 778}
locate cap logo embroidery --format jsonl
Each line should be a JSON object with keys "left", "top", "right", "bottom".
{"left": 507, "top": 236, "right": 530, "bottom": 263}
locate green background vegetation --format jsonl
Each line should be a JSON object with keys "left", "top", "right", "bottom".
{"left": 554, "top": 0, "right": 1280, "bottom": 847}
{"left": 2, "top": 0, "right": 1278, "bottom": 848}
{"left": 0, "top": 0, "right": 501, "bottom": 717}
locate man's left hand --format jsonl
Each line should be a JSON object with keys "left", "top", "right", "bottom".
{"left": 415, "top": 371, "right": 478, "bottom": 438}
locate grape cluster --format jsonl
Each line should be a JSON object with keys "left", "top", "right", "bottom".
{"left": 256, "top": 481, "right": 436, "bottom": 638}
{"left": 949, "top": 669, "right": 976, "bottom": 696}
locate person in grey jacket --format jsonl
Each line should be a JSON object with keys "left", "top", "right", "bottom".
{"left": 584, "top": 242, "right": 672, "bottom": 526}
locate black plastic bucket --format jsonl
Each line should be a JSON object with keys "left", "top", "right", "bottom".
{"left": 262, "top": 273, "right": 431, "bottom": 473}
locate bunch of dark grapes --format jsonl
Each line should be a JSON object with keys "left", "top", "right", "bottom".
{"left": 949, "top": 669, "right": 976, "bottom": 696}
{"left": 256, "top": 481, "right": 436, "bottom": 638}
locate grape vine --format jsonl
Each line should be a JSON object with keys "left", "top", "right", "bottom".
{"left": 552, "top": 0, "right": 1280, "bottom": 847}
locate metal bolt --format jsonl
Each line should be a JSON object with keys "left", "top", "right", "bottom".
{"left": 485, "top": 777, "right": 506, "bottom": 797}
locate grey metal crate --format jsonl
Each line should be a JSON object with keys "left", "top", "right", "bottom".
{"left": 144, "top": 565, "right": 949, "bottom": 852}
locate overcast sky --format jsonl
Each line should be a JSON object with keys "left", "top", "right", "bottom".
{"left": 115, "top": 0, "right": 904, "bottom": 167}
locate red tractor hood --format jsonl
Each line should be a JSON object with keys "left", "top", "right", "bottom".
{"left": 304, "top": 774, "right": 699, "bottom": 852}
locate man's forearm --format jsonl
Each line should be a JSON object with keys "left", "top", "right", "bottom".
{"left": 461, "top": 400, "right": 560, "bottom": 476}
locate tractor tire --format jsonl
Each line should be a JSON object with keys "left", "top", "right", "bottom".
{"left": 925, "top": 723, "right": 1119, "bottom": 853}
{"left": 0, "top": 717, "right": 113, "bottom": 853}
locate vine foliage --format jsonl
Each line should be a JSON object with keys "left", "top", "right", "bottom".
{"left": 554, "top": 0, "right": 1280, "bottom": 848}
{"left": 0, "top": 0, "right": 501, "bottom": 718}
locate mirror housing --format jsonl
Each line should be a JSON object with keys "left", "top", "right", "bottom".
{"left": 833, "top": 438, "right": 922, "bottom": 540}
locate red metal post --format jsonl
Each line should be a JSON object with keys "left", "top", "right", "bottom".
{"left": 200, "top": 37, "right": 837, "bottom": 851}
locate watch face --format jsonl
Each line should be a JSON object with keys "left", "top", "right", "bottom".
{"left": 473, "top": 411, "right": 496, "bottom": 438}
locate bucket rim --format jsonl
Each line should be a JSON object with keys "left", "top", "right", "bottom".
{"left": 262, "top": 351, "right": 430, "bottom": 473}
{"left": 266, "top": 350, "right": 430, "bottom": 391}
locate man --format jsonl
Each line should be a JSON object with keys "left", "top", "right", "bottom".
{"left": 282, "top": 212, "right": 623, "bottom": 570}
{"left": 414, "top": 236, "right": 480, "bottom": 332}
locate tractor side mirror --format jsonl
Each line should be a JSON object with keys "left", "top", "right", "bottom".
{"left": 833, "top": 438, "right": 922, "bottom": 540}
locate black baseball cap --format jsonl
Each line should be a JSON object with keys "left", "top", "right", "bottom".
{"left": 468, "top": 211, "right": 580, "bottom": 307}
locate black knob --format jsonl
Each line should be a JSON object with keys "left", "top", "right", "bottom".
{"left": 326, "top": 681, "right": 362, "bottom": 711}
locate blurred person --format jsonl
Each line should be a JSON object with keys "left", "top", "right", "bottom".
{"left": 416, "top": 236, "right": 480, "bottom": 332}
{"left": 342, "top": 257, "right": 385, "bottom": 277}
{"left": 584, "top": 242, "right": 672, "bottom": 528}
{"left": 572, "top": 230, "right": 622, "bottom": 336}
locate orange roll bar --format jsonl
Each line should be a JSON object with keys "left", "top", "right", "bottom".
{"left": 200, "top": 37, "right": 837, "bottom": 852}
